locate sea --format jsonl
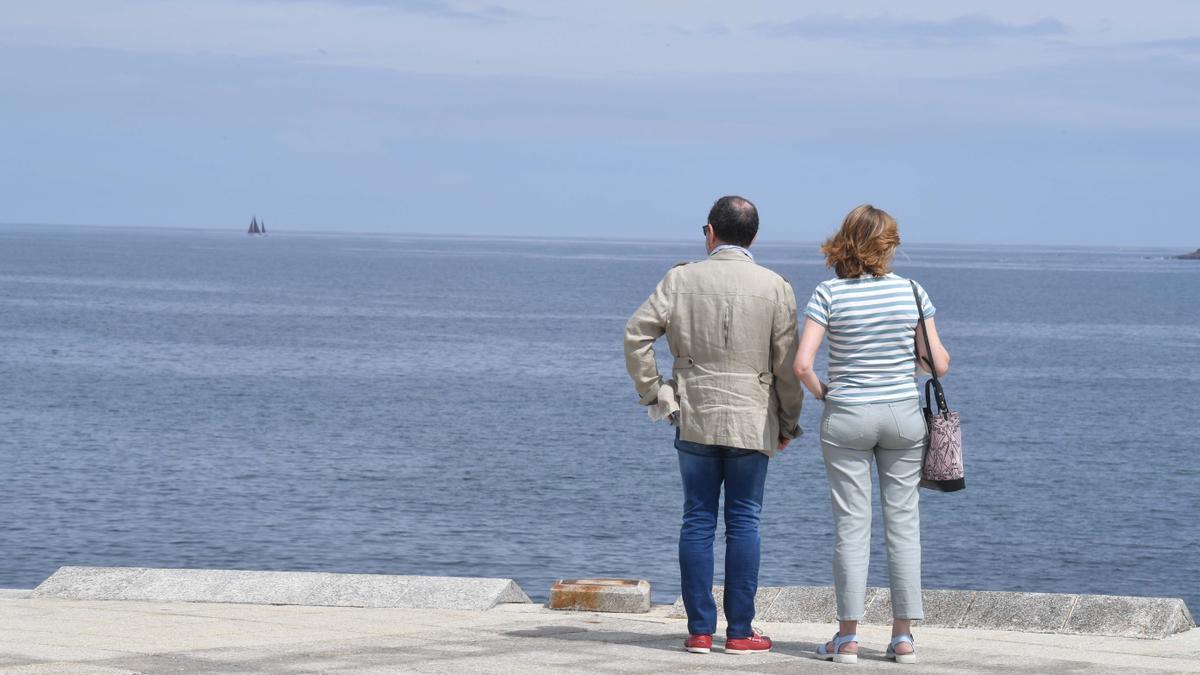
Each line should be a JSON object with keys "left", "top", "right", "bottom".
{"left": 1, "top": 225, "right": 1197, "bottom": 612}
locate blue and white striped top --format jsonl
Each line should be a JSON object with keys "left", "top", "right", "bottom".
{"left": 804, "top": 273, "right": 935, "bottom": 405}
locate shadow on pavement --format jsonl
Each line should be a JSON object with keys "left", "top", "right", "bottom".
{"left": 504, "top": 625, "right": 681, "bottom": 653}
{"left": 505, "top": 625, "right": 846, "bottom": 661}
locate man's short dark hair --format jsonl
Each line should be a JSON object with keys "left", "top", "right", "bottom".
{"left": 707, "top": 196, "right": 759, "bottom": 247}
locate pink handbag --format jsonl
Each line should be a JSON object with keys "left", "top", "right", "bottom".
{"left": 911, "top": 282, "right": 965, "bottom": 492}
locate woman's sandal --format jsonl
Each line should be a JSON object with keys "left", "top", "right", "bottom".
{"left": 816, "top": 632, "right": 858, "bottom": 664}
{"left": 886, "top": 633, "right": 916, "bottom": 664}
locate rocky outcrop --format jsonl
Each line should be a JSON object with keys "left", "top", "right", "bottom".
{"left": 1178, "top": 248, "right": 1200, "bottom": 259}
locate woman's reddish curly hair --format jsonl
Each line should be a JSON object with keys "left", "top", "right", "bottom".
{"left": 821, "top": 204, "right": 901, "bottom": 279}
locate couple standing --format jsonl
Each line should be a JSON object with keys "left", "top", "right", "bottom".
{"left": 623, "top": 196, "right": 951, "bottom": 664}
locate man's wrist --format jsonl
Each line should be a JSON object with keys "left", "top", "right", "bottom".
{"left": 637, "top": 380, "right": 663, "bottom": 405}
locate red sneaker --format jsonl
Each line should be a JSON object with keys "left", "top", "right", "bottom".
{"left": 724, "top": 628, "right": 772, "bottom": 654}
{"left": 684, "top": 634, "right": 713, "bottom": 654}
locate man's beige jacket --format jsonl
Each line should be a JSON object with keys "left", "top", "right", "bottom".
{"left": 624, "top": 247, "right": 804, "bottom": 456}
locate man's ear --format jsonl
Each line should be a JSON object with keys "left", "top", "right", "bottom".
{"left": 749, "top": 232, "right": 758, "bottom": 247}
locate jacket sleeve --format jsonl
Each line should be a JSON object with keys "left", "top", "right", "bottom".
{"left": 772, "top": 282, "right": 804, "bottom": 438}
{"left": 623, "top": 274, "right": 672, "bottom": 405}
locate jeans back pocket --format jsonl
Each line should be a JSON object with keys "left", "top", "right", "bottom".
{"left": 889, "top": 400, "right": 928, "bottom": 444}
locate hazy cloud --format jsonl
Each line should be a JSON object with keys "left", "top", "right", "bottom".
{"left": 304, "top": 0, "right": 521, "bottom": 24}
{"left": 756, "top": 13, "right": 1067, "bottom": 42}
{"left": 1131, "top": 36, "right": 1200, "bottom": 53}
{"left": 644, "top": 21, "right": 730, "bottom": 39}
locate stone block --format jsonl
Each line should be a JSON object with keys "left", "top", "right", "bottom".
{"left": 863, "top": 588, "right": 975, "bottom": 628}
{"left": 317, "top": 575, "right": 530, "bottom": 610}
{"left": 29, "top": 565, "right": 149, "bottom": 600}
{"left": 132, "top": 568, "right": 250, "bottom": 604}
{"left": 667, "top": 598, "right": 685, "bottom": 618}
{"left": 667, "top": 586, "right": 781, "bottom": 620}
{"left": 1062, "top": 594, "right": 1195, "bottom": 639}
{"left": 548, "top": 579, "right": 650, "bottom": 613}
{"left": 303, "top": 573, "right": 415, "bottom": 609}
{"left": 31, "top": 566, "right": 531, "bottom": 610}
{"left": 757, "top": 586, "right": 844, "bottom": 623}
{"left": 960, "top": 591, "right": 1076, "bottom": 633}
{"left": 668, "top": 586, "right": 1195, "bottom": 638}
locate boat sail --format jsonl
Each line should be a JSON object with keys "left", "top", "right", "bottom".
{"left": 248, "top": 216, "right": 263, "bottom": 235}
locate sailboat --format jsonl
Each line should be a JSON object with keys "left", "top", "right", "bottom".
{"left": 247, "top": 216, "right": 266, "bottom": 236}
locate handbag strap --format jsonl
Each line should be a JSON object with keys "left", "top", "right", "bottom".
{"left": 910, "top": 280, "right": 949, "bottom": 416}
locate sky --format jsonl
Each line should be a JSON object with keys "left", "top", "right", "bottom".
{"left": 1, "top": 1, "right": 1198, "bottom": 246}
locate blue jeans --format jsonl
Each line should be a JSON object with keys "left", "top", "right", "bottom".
{"left": 675, "top": 435, "right": 770, "bottom": 638}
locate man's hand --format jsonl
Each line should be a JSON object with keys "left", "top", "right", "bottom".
{"left": 777, "top": 436, "right": 792, "bottom": 451}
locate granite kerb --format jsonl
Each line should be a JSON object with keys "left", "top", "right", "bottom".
{"left": 30, "top": 566, "right": 532, "bottom": 611}
{"left": 23, "top": 568, "right": 1196, "bottom": 639}
{"left": 669, "top": 586, "right": 1194, "bottom": 639}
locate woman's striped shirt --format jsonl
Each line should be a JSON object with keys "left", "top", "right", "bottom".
{"left": 804, "top": 273, "right": 935, "bottom": 405}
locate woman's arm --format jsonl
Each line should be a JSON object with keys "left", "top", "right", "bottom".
{"left": 916, "top": 316, "right": 951, "bottom": 377}
{"left": 792, "top": 316, "right": 829, "bottom": 400}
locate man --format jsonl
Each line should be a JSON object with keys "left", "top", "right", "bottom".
{"left": 624, "top": 195, "right": 804, "bottom": 655}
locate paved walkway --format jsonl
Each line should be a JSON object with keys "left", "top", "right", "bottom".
{"left": 1, "top": 596, "right": 1198, "bottom": 673}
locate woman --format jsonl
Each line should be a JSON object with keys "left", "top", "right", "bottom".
{"left": 793, "top": 205, "right": 950, "bottom": 665}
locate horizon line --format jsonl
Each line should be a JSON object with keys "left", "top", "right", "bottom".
{"left": 0, "top": 220, "right": 1194, "bottom": 252}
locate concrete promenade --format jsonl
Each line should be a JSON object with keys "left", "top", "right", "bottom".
{"left": 2, "top": 594, "right": 1199, "bottom": 674}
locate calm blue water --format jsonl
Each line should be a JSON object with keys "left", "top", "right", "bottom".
{"left": 1, "top": 226, "right": 1197, "bottom": 612}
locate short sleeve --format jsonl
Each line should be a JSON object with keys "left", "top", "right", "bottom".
{"left": 805, "top": 283, "right": 832, "bottom": 327}
{"left": 913, "top": 280, "right": 936, "bottom": 318}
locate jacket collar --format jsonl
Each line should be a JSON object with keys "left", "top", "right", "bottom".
{"left": 709, "top": 245, "right": 755, "bottom": 262}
